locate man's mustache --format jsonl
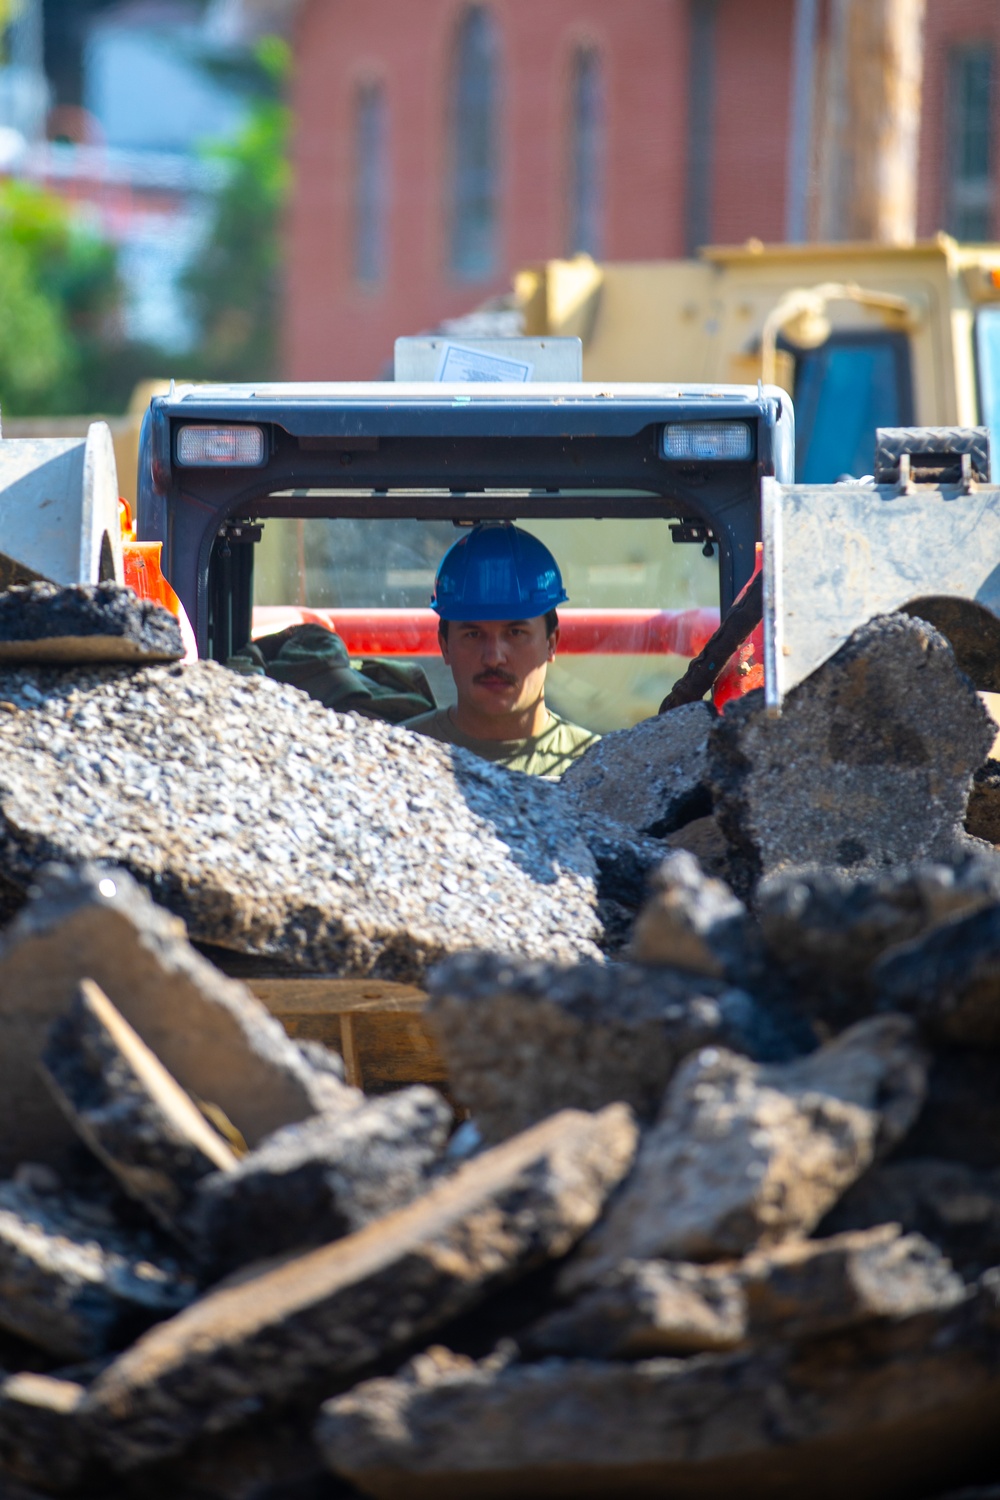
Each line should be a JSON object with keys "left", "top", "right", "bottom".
{"left": 474, "top": 668, "right": 517, "bottom": 686}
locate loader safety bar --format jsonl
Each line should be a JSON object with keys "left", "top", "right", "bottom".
{"left": 252, "top": 607, "right": 720, "bottom": 658}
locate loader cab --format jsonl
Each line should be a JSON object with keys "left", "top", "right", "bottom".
{"left": 135, "top": 382, "right": 793, "bottom": 731}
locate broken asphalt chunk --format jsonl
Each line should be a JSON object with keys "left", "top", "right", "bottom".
{"left": 966, "top": 759, "right": 1000, "bottom": 845}
{"left": 628, "top": 850, "right": 755, "bottom": 978}
{"left": 822, "top": 1157, "right": 1000, "bottom": 1279}
{"left": 561, "top": 701, "right": 715, "bottom": 838}
{"left": 522, "top": 1258, "right": 746, "bottom": 1359}
{"left": 523, "top": 1226, "right": 963, "bottom": 1360}
{"left": 758, "top": 858, "right": 1000, "bottom": 1026}
{"left": 187, "top": 1085, "right": 453, "bottom": 1278}
{"left": 561, "top": 1016, "right": 926, "bottom": 1288}
{"left": 665, "top": 813, "right": 733, "bottom": 882}
{"left": 0, "top": 1373, "right": 87, "bottom": 1493}
{"left": 426, "top": 950, "right": 803, "bottom": 1143}
{"left": 39, "top": 979, "right": 239, "bottom": 1237}
{"left": 0, "top": 582, "right": 183, "bottom": 665}
{"left": 135, "top": 1413, "right": 333, "bottom": 1500}
{"left": 738, "top": 1225, "right": 966, "bottom": 1339}
{"left": 708, "top": 614, "right": 995, "bottom": 891}
{"left": 0, "top": 864, "right": 353, "bottom": 1174}
{"left": 81, "top": 1104, "right": 638, "bottom": 1470}
{"left": 316, "top": 1296, "right": 1000, "bottom": 1500}
{"left": 873, "top": 903, "right": 1000, "bottom": 1046}
{"left": 0, "top": 1179, "right": 194, "bottom": 1360}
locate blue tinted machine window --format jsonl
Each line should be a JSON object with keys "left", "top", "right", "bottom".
{"left": 977, "top": 308, "right": 1000, "bottom": 481}
{"left": 793, "top": 334, "right": 913, "bottom": 483}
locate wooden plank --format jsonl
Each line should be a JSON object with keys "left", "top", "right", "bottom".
{"left": 247, "top": 977, "right": 447, "bottom": 1092}
{"left": 350, "top": 1009, "right": 449, "bottom": 1087}
{"left": 340, "top": 1015, "right": 362, "bottom": 1089}
{"left": 248, "top": 978, "right": 427, "bottom": 1016}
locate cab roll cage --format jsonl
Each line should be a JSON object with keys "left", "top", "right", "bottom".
{"left": 136, "top": 382, "right": 794, "bottom": 662}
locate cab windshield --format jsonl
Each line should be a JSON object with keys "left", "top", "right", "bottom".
{"left": 252, "top": 516, "right": 718, "bottom": 733}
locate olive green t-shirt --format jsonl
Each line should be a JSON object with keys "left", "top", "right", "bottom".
{"left": 403, "top": 707, "right": 599, "bottom": 778}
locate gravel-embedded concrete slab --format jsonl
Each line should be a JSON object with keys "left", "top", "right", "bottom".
{"left": 0, "top": 660, "right": 606, "bottom": 976}
{"left": 0, "top": 1180, "right": 194, "bottom": 1360}
{"left": 522, "top": 1259, "right": 747, "bottom": 1359}
{"left": 0, "top": 1373, "right": 86, "bottom": 1493}
{"left": 628, "top": 850, "right": 753, "bottom": 978}
{"left": 316, "top": 1297, "right": 1000, "bottom": 1500}
{"left": 187, "top": 1086, "right": 453, "bottom": 1278}
{"left": 0, "top": 865, "right": 354, "bottom": 1174}
{"left": 0, "top": 582, "right": 182, "bottom": 663}
{"left": 708, "top": 615, "right": 996, "bottom": 892}
{"left": 873, "top": 904, "right": 1000, "bottom": 1046}
{"left": 82, "top": 1105, "right": 638, "bottom": 1470}
{"left": 40, "top": 979, "right": 239, "bottom": 1236}
{"left": 561, "top": 1017, "right": 926, "bottom": 1288}
{"left": 560, "top": 702, "right": 715, "bottom": 838}
{"left": 426, "top": 951, "right": 803, "bottom": 1143}
{"left": 758, "top": 859, "right": 1000, "bottom": 1026}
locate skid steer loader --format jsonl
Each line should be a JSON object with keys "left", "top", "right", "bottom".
{"left": 0, "top": 366, "right": 996, "bottom": 725}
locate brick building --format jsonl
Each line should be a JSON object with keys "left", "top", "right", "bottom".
{"left": 285, "top": 0, "right": 1000, "bottom": 380}
{"left": 918, "top": 0, "right": 1000, "bottom": 241}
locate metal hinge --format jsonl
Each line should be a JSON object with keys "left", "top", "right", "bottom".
{"left": 875, "top": 427, "right": 990, "bottom": 491}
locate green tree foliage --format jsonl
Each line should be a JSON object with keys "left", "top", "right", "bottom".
{"left": 183, "top": 37, "right": 291, "bottom": 382}
{"left": 0, "top": 230, "right": 67, "bottom": 409}
{"left": 0, "top": 30, "right": 291, "bottom": 416}
{"left": 0, "top": 177, "right": 152, "bottom": 416}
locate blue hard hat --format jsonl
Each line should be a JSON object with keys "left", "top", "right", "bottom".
{"left": 431, "top": 522, "right": 569, "bottom": 621}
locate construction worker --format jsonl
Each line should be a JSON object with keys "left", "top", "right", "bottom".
{"left": 404, "top": 522, "right": 598, "bottom": 777}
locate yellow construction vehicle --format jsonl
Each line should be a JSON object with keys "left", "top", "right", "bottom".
{"left": 514, "top": 235, "right": 1000, "bottom": 483}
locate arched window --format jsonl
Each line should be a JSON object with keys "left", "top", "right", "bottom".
{"left": 568, "top": 47, "right": 605, "bottom": 257}
{"left": 449, "top": 6, "right": 499, "bottom": 278}
{"left": 353, "top": 82, "right": 387, "bottom": 285}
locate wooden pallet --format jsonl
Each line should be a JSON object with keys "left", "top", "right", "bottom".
{"left": 247, "top": 977, "right": 446, "bottom": 1094}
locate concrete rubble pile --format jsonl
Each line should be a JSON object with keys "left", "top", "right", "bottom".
{"left": 0, "top": 593, "right": 996, "bottom": 1497}
{"left": 0, "top": 585, "right": 685, "bottom": 978}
